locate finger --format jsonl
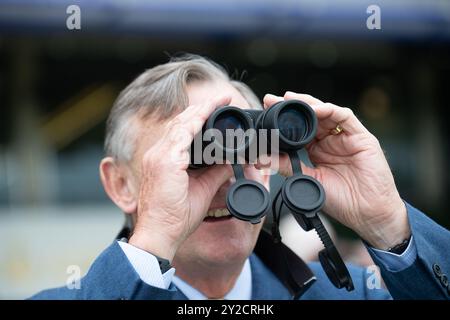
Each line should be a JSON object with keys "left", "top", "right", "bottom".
{"left": 263, "top": 93, "right": 283, "bottom": 109}
{"left": 254, "top": 154, "right": 273, "bottom": 170}
{"left": 177, "top": 95, "right": 232, "bottom": 125}
{"left": 310, "top": 102, "right": 369, "bottom": 136}
{"left": 284, "top": 91, "right": 324, "bottom": 106}
{"left": 184, "top": 95, "right": 232, "bottom": 135}
{"left": 284, "top": 91, "right": 369, "bottom": 136}
{"left": 169, "top": 95, "right": 232, "bottom": 149}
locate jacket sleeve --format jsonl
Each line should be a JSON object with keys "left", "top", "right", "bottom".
{"left": 368, "top": 202, "right": 450, "bottom": 299}
{"left": 29, "top": 241, "right": 178, "bottom": 300}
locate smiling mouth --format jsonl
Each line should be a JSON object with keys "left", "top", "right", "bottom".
{"left": 203, "top": 208, "right": 233, "bottom": 222}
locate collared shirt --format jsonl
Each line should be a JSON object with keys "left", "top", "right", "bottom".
{"left": 172, "top": 259, "right": 252, "bottom": 300}
{"left": 118, "top": 236, "right": 417, "bottom": 299}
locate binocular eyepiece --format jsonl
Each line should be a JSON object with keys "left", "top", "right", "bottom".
{"left": 253, "top": 99, "right": 317, "bottom": 151}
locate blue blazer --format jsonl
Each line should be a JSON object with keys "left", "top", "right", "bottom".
{"left": 31, "top": 203, "right": 450, "bottom": 300}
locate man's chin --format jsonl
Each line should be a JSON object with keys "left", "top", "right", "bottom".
{"left": 175, "top": 213, "right": 263, "bottom": 268}
{"left": 188, "top": 226, "right": 253, "bottom": 264}
{"left": 197, "top": 246, "right": 250, "bottom": 268}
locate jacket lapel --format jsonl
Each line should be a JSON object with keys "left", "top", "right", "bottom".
{"left": 249, "top": 254, "right": 292, "bottom": 299}
{"left": 171, "top": 284, "right": 189, "bottom": 300}
{"left": 253, "top": 229, "right": 316, "bottom": 299}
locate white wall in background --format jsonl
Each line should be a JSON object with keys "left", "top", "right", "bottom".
{"left": 0, "top": 205, "right": 124, "bottom": 299}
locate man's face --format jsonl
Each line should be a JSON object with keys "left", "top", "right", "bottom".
{"left": 130, "top": 80, "right": 269, "bottom": 270}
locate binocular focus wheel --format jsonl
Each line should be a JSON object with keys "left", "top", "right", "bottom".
{"left": 226, "top": 179, "right": 270, "bottom": 224}
{"left": 281, "top": 175, "right": 325, "bottom": 215}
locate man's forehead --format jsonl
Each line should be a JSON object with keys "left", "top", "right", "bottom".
{"left": 187, "top": 80, "right": 250, "bottom": 109}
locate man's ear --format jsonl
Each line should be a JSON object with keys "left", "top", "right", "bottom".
{"left": 99, "top": 157, "right": 137, "bottom": 214}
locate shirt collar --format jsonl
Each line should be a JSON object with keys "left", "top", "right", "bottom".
{"left": 171, "top": 258, "right": 252, "bottom": 300}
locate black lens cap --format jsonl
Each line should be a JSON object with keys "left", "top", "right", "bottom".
{"left": 226, "top": 179, "right": 270, "bottom": 224}
{"left": 281, "top": 175, "right": 325, "bottom": 215}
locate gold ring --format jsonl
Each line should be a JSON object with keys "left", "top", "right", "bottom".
{"left": 330, "top": 124, "right": 343, "bottom": 135}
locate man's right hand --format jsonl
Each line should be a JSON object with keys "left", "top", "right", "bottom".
{"left": 129, "top": 96, "right": 234, "bottom": 262}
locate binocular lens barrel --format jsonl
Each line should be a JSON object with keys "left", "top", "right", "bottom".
{"left": 278, "top": 107, "right": 309, "bottom": 142}
{"left": 206, "top": 106, "right": 255, "bottom": 153}
{"left": 214, "top": 112, "right": 246, "bottom": 137}
{"left": 258, "top": 100, "right": 317, "bottom": 150}
{"left": 190, "top": 100, "right": 317, "bottom": 167}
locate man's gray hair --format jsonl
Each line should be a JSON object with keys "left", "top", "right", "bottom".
{"left": 104, "top": 54, "right": 261, "bottom": 162}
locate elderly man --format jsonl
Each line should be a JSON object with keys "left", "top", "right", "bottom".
{"left": 32, "top": 55, "right": 450, "bottom": 300}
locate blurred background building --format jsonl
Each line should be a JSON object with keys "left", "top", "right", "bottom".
{"left": 0, "top": 0, "right": 449, "bottom": 298}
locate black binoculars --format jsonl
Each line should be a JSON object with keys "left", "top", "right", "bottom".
{"left": 190, "top": 99, "right": 322, "bottom": 224}
{"left": 190, "top": 100, "right": 317, "bottom": 168}
{"left": 189, "top": 99, "right": 354, "bottom": 292}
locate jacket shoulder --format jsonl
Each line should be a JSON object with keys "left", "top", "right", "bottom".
{"left": 30, "top": 241, "right": 177, "bottom": 300}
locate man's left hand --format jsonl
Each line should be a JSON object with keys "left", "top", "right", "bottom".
{"left": 262, "top": 91, "right": 411, "bottom": 250}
